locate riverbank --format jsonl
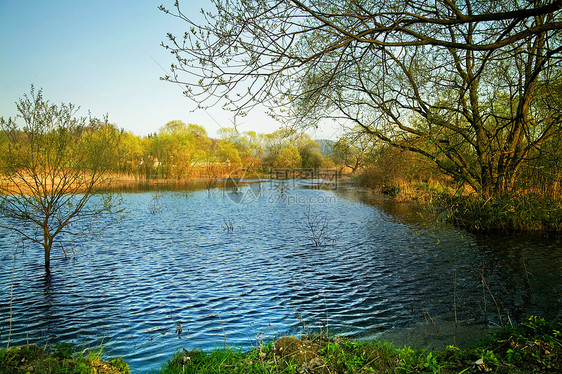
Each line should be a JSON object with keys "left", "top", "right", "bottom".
{"left": 439, "top": 193, "right": 562, "bottom": 233}
{"left": 362, "top": 179, "right": 562, "bottom": 233}
{"left": 0, "top": 342, "right": 130, "bottom": 373}
{"left": 158, "top": 316, "right": 561, "bottom": 373}
{"left": 2, "top": 317, "right": 560, "bottom": 373}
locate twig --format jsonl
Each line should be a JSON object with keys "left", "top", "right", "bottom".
{"left": 480, "top": 262, "right": 504, "bottom": 326}
{"left": 304, "top": 207, "right": 338, "bottom": 247}
{"left": 422, "top": 308, "right": 435, "bottom": 325}
{"left": 211, "top": 308, "right": 228, "bottom": 348}
{"left": 481, "top": 262, "right": 488, "bottom": 324}
{"left": 223, "top": 218, "right": 234, "bottom": 232}
{"left": 482, "top": 276, "right": 504, "bottom": 326}
{"left": 453, "top": 270, "right": 458, "bottom": 327}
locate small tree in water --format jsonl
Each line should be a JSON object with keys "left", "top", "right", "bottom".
{"left": 0, "top": 87, "right": 123, "bottom": 276}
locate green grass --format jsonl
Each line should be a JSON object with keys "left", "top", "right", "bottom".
{"left": 157, "top": 316, "right": 561, "bottom": 374}
{"left": 2, "top": 317, "right": 560, "bottom": 373}
{"left": 157, "top": 336, "right": 400, "bottom": 374}
{"left": 0, "top": 342, "right": 130, "bottom": 374}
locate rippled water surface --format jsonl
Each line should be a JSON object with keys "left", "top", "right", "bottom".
{"left": 1, "top": 183, "right": 560, "bottom": 373}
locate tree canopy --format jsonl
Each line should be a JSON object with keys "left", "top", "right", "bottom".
{"left": 161, "top": 0, "right": 562, "bottom": 197}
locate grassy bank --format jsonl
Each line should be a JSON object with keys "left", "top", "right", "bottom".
{"left": 0, "top": 342, "right": 130, "bottom": 374}
{"left": 358, "top": 177, "right": 562, "bottom": 233}
{"left": 439, "top": 193, "right": 562, "bottom": 233}
{"left": 1, "top": 317, "right": 560, "bottom": 373}
{"left": 158, "top": 317, "right": 561, "bottom": 374}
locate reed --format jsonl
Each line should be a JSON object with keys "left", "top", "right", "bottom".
{"left": 442, "top": 193, "right": 562, "bottom": 233}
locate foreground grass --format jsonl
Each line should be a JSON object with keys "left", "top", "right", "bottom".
{"left": 159, "top": 316, "right": 561, "bottom": 374}
{"left": 1, "top": 317, "right": 559, "bottom": 373}
{"left": 0, "top": 342, "right": 130, "bottom": 374}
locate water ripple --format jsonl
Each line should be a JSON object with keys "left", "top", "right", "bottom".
{"left": 0, "top": 187, "right": 560, "bottom": 373}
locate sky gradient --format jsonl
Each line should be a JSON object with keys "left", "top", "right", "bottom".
{"left": 0, "top": 1, "right": 338, "bottom": 139}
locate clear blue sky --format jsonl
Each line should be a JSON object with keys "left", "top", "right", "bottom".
{"left": 0, "top": 0, "right": 338, "bottom": 139}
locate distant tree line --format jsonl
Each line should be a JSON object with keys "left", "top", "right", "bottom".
{"left": 2, "top": 105, "right": 559, "bottom": 198}
{"left": 0, "top": 115, "right": 342, "bottom": 183}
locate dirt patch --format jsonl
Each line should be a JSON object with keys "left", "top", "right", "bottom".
{"left": 273, "top": 336, "right": 329, "bottom": 373}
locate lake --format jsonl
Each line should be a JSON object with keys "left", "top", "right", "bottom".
{"left": 1, "top": 180, "right": 560, "bottom": 373}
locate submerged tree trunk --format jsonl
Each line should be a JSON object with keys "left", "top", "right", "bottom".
{"left": 44, "top": 254, "right": 51, "bottom": 277}
{"left": 43, "top": 225, "right": 53, "bottom": 277}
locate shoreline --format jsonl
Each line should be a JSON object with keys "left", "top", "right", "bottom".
{"left": 101, "top": 175, "right": 562, "bottom": 234}
{"left": 359, "top": 179, "right": 562, "bottom": 234}
{"left": 2, "top": 316, "right": 559, "bottom": 373}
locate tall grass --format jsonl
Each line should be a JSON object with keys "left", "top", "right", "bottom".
{"left": 441, "top": 193, "right": 562, "bottom": 233}
{"left": 357, "top": 163, "right": 562, "bottom": 233}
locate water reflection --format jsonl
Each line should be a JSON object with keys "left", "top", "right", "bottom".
{"left": 0, "top": 183, "right": 560, "bottom": 373}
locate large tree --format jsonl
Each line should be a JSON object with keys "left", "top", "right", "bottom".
{"left": 333, "top": 131, "right": 379, "bottom": 173}
{"left": 0, "top": 88, "right": 123, "bottom": 276}
{"left": 161, "top": 0, "right": 562, "bottom": 197}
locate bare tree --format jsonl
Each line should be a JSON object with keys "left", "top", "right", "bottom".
{"left": 161, "top": 0, "right": 562, "bottom": 197}
{"left": 304, "top": 207, "right": 337, "bottom": 247}
{"left": 0, "top": 87, "right": 123, "bottom": 276}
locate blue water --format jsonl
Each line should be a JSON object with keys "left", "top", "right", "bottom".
{"left": 1, "top": 183, "right": 560, "bottom": 373}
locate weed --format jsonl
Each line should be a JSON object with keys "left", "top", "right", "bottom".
{"left": 442, "top": 193, "right": 562, "bottom": 232}
{"left": 223, "top": 218, "right": 234, "bottom": 232}
{"left": 506, "top": 348, "right": 522, "bottom": 363}
{"left": 0, "top": 342, "right": 129, "bottom": 373}
{"left": 53, "top": 342, "right": 75, "bottom": 359}
{"left": 480, "top": 349, "right": 500, "bottom": 367}
{"left": 3, "top": 316, "right": 560, "bottom": 373}
{"left": 148, "top": 192, "right": 164, "bottom": 214}
{"left": 396, "top": 346, "right": 425, "bottom": 373}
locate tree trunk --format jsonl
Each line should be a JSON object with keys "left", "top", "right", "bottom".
{"left": 44, "top": 244, "right": 51, "bottom": 276}
{"left": 43, "top": 228, "right": 53, "bottom": 277}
